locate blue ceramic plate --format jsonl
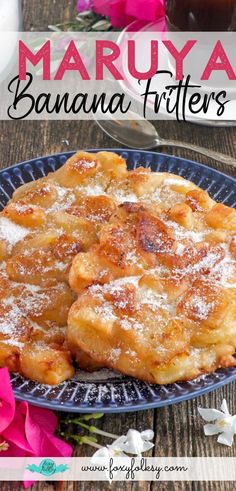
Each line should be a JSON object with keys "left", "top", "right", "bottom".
{"left": 1, "top": 149, "right": 236, "bottom": 413}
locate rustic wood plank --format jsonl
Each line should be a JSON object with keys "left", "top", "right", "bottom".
{"left": 1, "top": 119, "right": 236, "bottom": 177}
{"left": 1, "top": 118, "right": 235, "bottom": 491}
{"left": 22, "top": 0, "right": 76, "bottom": 31}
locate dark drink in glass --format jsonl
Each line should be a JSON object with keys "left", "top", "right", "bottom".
{"left": 166, "top": 0, "right": 236, "bottom": 31}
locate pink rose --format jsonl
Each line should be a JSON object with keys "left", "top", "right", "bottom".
{"left": 0, "top": 367, "right": 15, "bottom": 434}
{"left": 0, "top": 368, "right": 73, "bottom": 488}
{"left": 93, "top": 0, "right": 165, "bottom": 28}
{"left": 93, "top": 0, "right": 111, "bottom": 17}
{"left": 126, "top": 0, "right": 165, "bottom": 22}
{"left": 110, "top": 0, "right": 134, "bottom": 28}
{"left": 77, "top": 0, "right": 92, "bottom": 12}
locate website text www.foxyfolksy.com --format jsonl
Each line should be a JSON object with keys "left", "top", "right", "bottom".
{"left": 0, "top": 457, "right": 236, "bottom": 481}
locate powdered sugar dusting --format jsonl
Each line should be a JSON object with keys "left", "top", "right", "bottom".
{"left": 0, "top": 302, "right": 22, "bottom": 336}
{"left": 0, "top": 217, "right": 29, "bottom": 248}
{"left": 108, "top": 348, "right": 121, "bottom": 362}
{"left": 163, "top": 178, "right": 191, "bottom": 187}
{"left": 112, "top": 188, "right": 138, "bottom": 204}
{"left": 139, "top": 287, "right": 169, "bottom": 312}
{"left": 166, "top": 219, "right": 208, "bottom": 242}
{"left": 186, "top": 295, "right": 215, "bottom": 320}
{"left": 94, "top": 304, "right": 117, "bottom": 322}
{"left": 77, "top": 183, "right": 106, "bottom": 197}
{"left": 48, "top": 186, "right": 75, "bottom": 212}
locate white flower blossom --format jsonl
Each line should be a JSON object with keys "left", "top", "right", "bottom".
{"left": 198, "top": 399, "right": 236, "bottom": 446}
{"left": 119, "top": 429, "right": 154, "bottom": 455}
{"left": 92, "top": 436, "right": 126, "bottom": 462}
{"left": 92, "top": 428, "right": 154, "bottom": 461}
{"left": 91, "top": 428, "right": 154, "bottom": 481}
{"left": 91, "top": 437, "right": 126, "bottom": 482}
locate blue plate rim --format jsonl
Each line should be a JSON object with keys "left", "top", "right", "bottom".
{"left": 3, "top": 148, "right": 236, "bottom": 185}
{"left": 12, "top": 369, "right": 236, "bottom": 414}
{"left": 1, "top": 148, "right": 236, "bottom": 413}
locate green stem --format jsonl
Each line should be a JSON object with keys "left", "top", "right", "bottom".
{"left": 90, "top": 427, "right": 120, "bottom": 440}
{"left": 70, "top": 435, "right": 102, "bottom": 449}
{"left": 84, "top": 441, "right": 102, "bottom": 449}
{"left": 72, "top": 421, "right": 119, "bottom": 440}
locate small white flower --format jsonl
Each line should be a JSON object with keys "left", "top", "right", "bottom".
{"left": 91, "top": 428, "right": 154, "bottom": 482}
{"left": 198, "top": 399, "right": 236, "bottom": 446}
{"left": 91, "top": 438, "right": 126, "bottom": 482}
{"left": 91, "top": 436, "right": 126, "bottom": 463}
{"left": 92, "top": 428, "right": 154, "bottom": 463}
{"left": 119, "top": 429, "right": 154, "bottom": 455}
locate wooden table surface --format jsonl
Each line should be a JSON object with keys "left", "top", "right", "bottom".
{"left": 1, "top": 2, "right": 236, "bottom": 491}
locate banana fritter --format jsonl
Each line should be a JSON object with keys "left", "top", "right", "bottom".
{"left": 0, "top": 151, "right": 126, "bottom": 383}
{"left": 68, "top": 158, "right": 236, "bottom": 384}
{"left": 1, "top": 150, "right": 236, "bottom": 385}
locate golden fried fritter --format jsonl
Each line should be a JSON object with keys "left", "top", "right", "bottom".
{"left": 68, "top": 270, "right": 236, "bottom": 384}
{"left": 68, "top": 157, "right": 236, "bottom": 384}
{"left": 1, "top": 150, "right": 236, "bottom": 385}
{"left": 0, "top": 151, "right": 127, "bottom": 384}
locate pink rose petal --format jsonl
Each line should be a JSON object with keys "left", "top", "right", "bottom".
{"left": 95, "top": 0, "right": 165, "bottom": 27}
{"left": 0, "top": 368, "right": 73, "bottom": 491}
{"left": 0, "top": 368, "right": 15, "bottom": 433}
{"left": 93, "top": 0, "right": 111, "bottom": 17}
{"left": 22, "top": 401, "right": 72, "bottom": 457}
{"left": 76, "top": 0, "right": 92, "bottom": 12}
{"left": 1, "top": 440, "right": 28, "bottom": 457}
{"left": 3, "top": 405, "right": 32, "bottom": 453}
{"left": 23, "top": 481, "right": 34, "bottom": 489}
{"left": 126, "top": 0, "right": 165, "bottom": 22}
{"left": 110, "top": 0, "right": 134, "bottom": 27}
{"left": 25, "top": 404, "right": 58, "bottom": 435}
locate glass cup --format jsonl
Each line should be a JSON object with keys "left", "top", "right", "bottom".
{"left": 165, "top": 0, "right": 236, "bottom": 31}
{"left": 164, "top": 0, "right": 236, "bottom": 124}
{"left": 0, "top": 0, "right": 22, "bottom": 81}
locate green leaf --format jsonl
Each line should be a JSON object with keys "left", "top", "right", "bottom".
{"left": 83, "top": 413, "right": 104, "bottom": 421}
{"left": 67, "top": 413, "right": 104, "bottom": 424}
{"left": 77, "top": 10, "right": 93, "bottom": 17}
{"left": 92, "top": 20, "right": 111, "bottom": 31}
{"left": 70, "top": 434, "right": 98, "bottom": 445}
